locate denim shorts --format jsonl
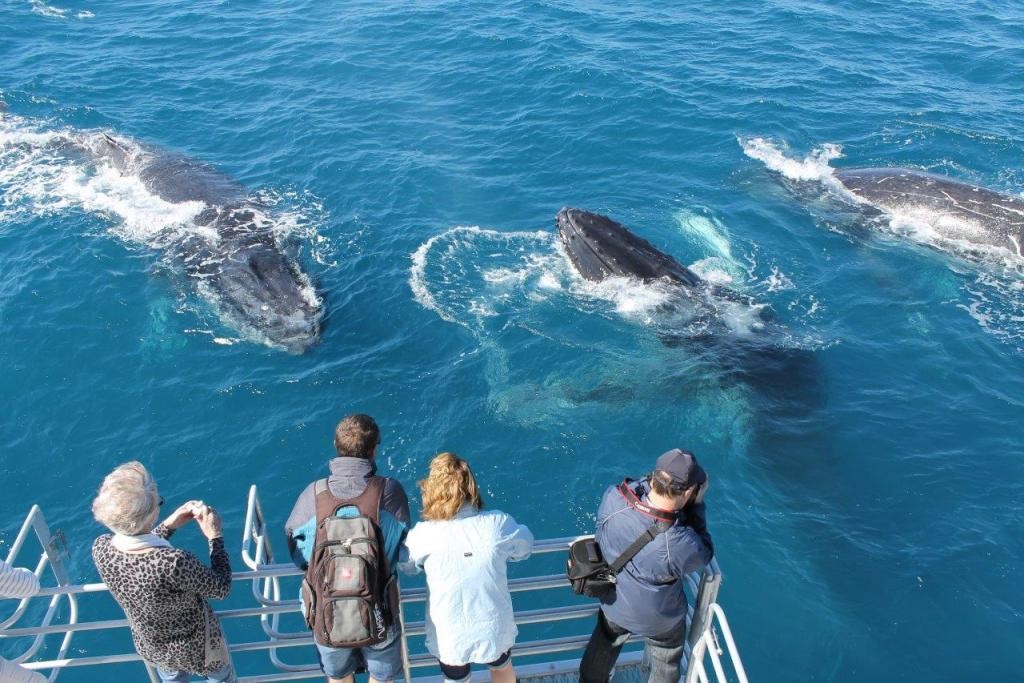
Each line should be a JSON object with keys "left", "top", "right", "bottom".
{"left": 315, "top": 627, "right": 404, "bottom": 681}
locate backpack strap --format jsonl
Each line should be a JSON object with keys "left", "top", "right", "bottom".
{"left": 337, "top": 477, "right": 390, "bottom": 571}
{"left": 313, "top": 478, "right": 341, "bottom": 528}
{"left": 347, "top": 477, "right": 395, "bottom": 620}
{"left": 312, "top": 476, "right": 385, "bottom": 525}
{"left": 347, "top": 476, "right": 386, "bottom": 525}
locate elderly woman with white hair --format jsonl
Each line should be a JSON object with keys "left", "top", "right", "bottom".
{"left": 91, "top": 461, "right": 235, "bottom": 683}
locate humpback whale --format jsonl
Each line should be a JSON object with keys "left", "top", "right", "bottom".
{"left": 556, "top": 207, "right": 704, "bottom": 286}
{"left": 555, "top": 207, "right": 774, "bottom": 338}
{"left": 88, "top": 133, "right": 323, "bottom": 352}
{"left": 555, "top": 207, "right": 820, "bottom": 406}
{"left": 834, "top": 168, "right": 1024, "bottom": 259}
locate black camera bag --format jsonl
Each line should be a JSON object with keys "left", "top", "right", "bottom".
{"left": 567, "top": 480, "right": 674, "bottom": 598}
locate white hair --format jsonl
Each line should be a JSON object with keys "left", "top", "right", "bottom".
{"left": 92, "top": 461, "right": 160, "bottom": 536}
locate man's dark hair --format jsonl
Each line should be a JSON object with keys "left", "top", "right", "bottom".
{"left": 650, "top": 469, "right": 689, "bottom": 498}
{"left": 333, "top": 414, "right": 380, "bottom": 459}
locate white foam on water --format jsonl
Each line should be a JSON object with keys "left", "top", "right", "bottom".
{"left": 574, "top": 274, "right": 676, "bottom": 321}
{"left": 1, "top": 114, "right": 330, "bottom": 253}
{"left": 29, "top": 0, "right": 67, "bottom": 18}
{"left": 765, "top": 266, "right": 794, "bottom": 292}
{"left": 252, "top": 187, "right": 334, "bottom": 267}
{"left": 0, "top": 116, "right": 205, "bottom": 242}
{"left": 409, "top": 225, "right": 558, "bottom": 327}
{"left": 689, "top": 257, "right": 735, "bottom": 284}
{"left": 717, "top": 299, "right": 769, "bottom": 338}
{"left": 65, "top": 163, "right": 207, "bottom": 243}
{"left": 739, "top": 135, "right": 1024, "bottom": 345}
{"left": 739, "top": 136, "right": 844, "bottom": 183}
{"left": 956, "top": 266, "right": 1024, "bottom": 348}
{"left": 536, "top": 272, "right": 562, "bottom": 290}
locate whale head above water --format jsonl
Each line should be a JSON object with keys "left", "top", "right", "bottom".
{"left": 181, "top": 206, "right": 322, "bottom": 354}
{"left": 556, "top": 207, "right": 702, "bottom": 286}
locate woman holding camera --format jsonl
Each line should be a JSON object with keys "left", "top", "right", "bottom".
{"left": 91, "top": 461, "right": 235, "bottom": 682}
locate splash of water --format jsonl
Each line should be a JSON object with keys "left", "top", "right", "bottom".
{"left": 739, "top": 136, "right": 844, "bottom": 183}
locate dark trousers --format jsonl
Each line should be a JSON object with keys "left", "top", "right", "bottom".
{"left": 579, "top": 610, "right": 687, "bottom": 683}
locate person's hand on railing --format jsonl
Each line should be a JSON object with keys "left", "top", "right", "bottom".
{"left": 162, "top": 500, "right": 204, "bottom": 530}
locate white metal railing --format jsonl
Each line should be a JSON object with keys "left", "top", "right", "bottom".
{"left": 0, "top": 488, "right": 740, "bottom": 682}
{"left": 1, "top": 505, "right": 76, "bottom": 683}
{"left": 684, "top": 604, "right": 748, "bottom": 683}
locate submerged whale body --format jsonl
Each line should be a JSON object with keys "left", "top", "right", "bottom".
{"left": 91, "top": 134, "right": 322, "bottom": 352}
{"left": 834, "top": 168, "right": 1024, "bottom": 259}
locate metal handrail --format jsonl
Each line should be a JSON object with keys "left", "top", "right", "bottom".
{"left": 684, "top": 603, "right": 748, "bottom": 683}
{"left": 1, "top": 506, "right": 77, "bottom": 682}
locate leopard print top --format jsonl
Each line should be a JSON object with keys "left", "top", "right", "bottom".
{"left": 92, "top": 524, "right": 231, "bottom": 675}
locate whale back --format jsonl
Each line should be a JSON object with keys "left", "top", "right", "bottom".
{"left": 835, "top": 168, "right": 1024, "bottom": 253}
{"left": 94, "top": 134, "right": 245, "bottom": 206}
{"left": 138, "top": 154, "right": 246, "bottom": 206}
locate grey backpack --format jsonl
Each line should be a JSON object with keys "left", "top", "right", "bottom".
{"left": 300, "top": 477, "right": 397, "bottom": 647}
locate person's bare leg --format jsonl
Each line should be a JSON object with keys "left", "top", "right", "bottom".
{"left": 368, "top": 678, "right": 394, "bottom": 683}
{"left": 491, "top": 661, "right": 516, "bottom": 683}
{"left": 328, "top": 675, "right": 354, "bottom": 683}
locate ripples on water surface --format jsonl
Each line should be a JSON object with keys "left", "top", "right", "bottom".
{"left": 2, "top": 1, "right": 1023, "bottom": 680}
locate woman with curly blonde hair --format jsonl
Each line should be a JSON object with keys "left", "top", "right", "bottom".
{"left": 403, "top": 453, "right": 533, "bottom": 683}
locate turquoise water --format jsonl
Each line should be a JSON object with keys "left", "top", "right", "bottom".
{"left": 3, "top": 1, "right": 1024, "bottom": 680}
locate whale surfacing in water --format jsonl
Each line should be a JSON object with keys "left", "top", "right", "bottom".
{"left": 834, "top": 168, "right": 1024, "bottom": 258}
{"left": 555, "top": 207, "right": 776, "bottom": 340}
{"left": 554, "top": 207, "right": 820, "bottom": 403}
{"left": 92, "top": 134, "right": 323, "bottom": 352}
{"left": 556, "top": 207, "right": 703, "bottom": 286}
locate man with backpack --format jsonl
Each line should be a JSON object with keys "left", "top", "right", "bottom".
{"left": 285, "top": 414, "right": 411, "bottom": 683}
{"left": 578, "top": 449, "right": 714, "bottom": 683}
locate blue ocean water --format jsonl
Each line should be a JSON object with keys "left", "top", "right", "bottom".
{"left": 2, "top": 0, "right": 1024, "bottom": 680}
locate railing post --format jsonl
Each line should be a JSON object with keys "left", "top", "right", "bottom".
{"left": 686, "top": 560, "right": 721, "bottom": 649}
{"left": 397, "top": 574, "right": 413, "bottom": 683}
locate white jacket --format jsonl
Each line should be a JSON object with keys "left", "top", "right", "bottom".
{"left": 403, "top": 506, "right": 533, "bottom": 665}
{"left": 0, "top": 560, "right": 46, "bottom": 683}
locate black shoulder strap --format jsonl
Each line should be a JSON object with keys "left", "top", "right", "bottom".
{"left": 608, "top": 520, "right": 671, "bottom": 574}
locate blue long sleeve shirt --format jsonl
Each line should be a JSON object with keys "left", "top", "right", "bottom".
{"left": 595, "top": 479, "right": 713, "bottom": 637}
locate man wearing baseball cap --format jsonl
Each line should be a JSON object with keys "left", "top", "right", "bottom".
{"left": 578, "top": 449, "right": 714, "bottom": 683}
